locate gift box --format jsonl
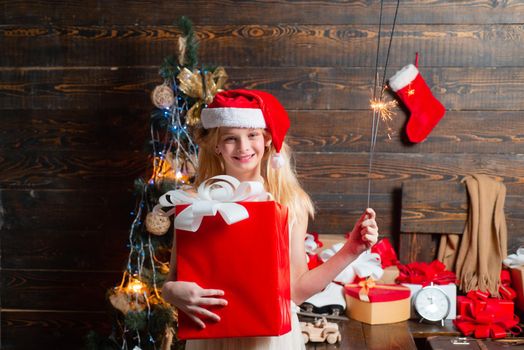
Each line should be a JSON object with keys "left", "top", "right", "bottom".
{"left": 454, "top": 291, "right": 520, "bottom": 339}
{"left": 175, "top": 200, "right": 290, "bottom": 339}
{"left": 403, "top": 283, "right": 456, "bottom": 319}
{"left": 510, "top": 266, "right": 524, "bottom": 312}
{"left": 175, "top": 201, "right": 290, "bottom": 339}
{"left": 158, "top": 176, "right": 291, "bottom": 339}
{"left": 377, "top": 266, "right": 400, "bottom": 284}
{"left": 344, "top": 281, "right": 411, "bottom": 324}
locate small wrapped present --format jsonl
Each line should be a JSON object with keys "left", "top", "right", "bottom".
{"left": 344, "top": 279, "right": 411, "bottom": 324}
{"left": 397, "top": 260, "right": 457, "bottom": 319}
{"left": 377, "top": 266, "right": 400, "bottom": 284}
{"left": 158, "top": 176, "right": 291, "bottom": 339}
{"left": 503, "top": 247, "right": 524, "bottom": 311}
{"left": 454, "top": 290, "right": 521, "bottom": 339}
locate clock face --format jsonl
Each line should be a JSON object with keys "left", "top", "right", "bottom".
{"left": 413, "top": 286, "right": 450, "bottom": 322}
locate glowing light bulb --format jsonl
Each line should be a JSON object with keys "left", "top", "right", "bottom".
{"left": 126, "top": 278, "right": 145, "bottom": 294}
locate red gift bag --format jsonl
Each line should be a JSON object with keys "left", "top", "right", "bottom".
{"left": 175, "top": 201, "right": 291, "bottom": 339}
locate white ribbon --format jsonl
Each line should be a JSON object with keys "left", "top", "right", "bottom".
{"left": 155, "top": 175, "right": 270, "bottom": 232}
{"left": 503, "top": 246, "right": 524, "bottom": 268}
{"left": 319, "top": 244, "right": 384, "bottom": 284}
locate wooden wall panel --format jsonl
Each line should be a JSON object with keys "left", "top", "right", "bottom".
{"left": 3, "top": 67, "right": 524, "bottom": 111}
{"left": 1, "top": 311, "right": 111, "bottom": 350}
{"left": 2, "top": 24, "right": 523, "bottom": 67}
{"left": 2, "top": 1, "right": 524, "bottom": 347}
{"left": 2, "top": 1, "right": 524, "bottom": 25}
{"left": 288, "top": 110, "right": 524, "bottom": 154}
{"left": 0, "top": 109, "right": 150, "bottom": 151}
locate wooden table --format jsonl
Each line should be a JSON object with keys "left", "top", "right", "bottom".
{"left": 303, "top": 318, "right": 460, "bottom": 350}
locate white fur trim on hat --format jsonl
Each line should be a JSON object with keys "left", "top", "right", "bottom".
{"left": 271, "top": 153, "right": 285, "bottom": 169}
{"left": 201, "top": 107, "right": 266, "bottom": 129}
{"left": 389, "top": 64, "right": 419, "bottom": 92}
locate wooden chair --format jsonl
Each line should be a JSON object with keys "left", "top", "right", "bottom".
{"left": 399, "top": 181, "right": 468, "bottom": 264}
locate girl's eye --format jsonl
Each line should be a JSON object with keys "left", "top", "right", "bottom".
{"left": 249, "top": 132, "right": 259, "bottom": 138}
{"left": 224, "top": 137, "right": 236, "bottom": 142}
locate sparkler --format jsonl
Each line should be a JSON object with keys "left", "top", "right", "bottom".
{"left": 365, "top": 0, "right": 400, "bottom": 209}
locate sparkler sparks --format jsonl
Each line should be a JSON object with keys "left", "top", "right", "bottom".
{"left": 370, "top": 97, "right": 397, "bottom": 122}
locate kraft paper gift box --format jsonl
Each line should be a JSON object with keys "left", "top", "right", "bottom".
{"left": 344, "top": 282, "right": 411, "bottom": 324}
{"left": 402, "top": 283, "right": 457, "bottom": 319}
{"left": 377, "top": 266, "right": 400, "bottom": 284}
{"left": 174, "top": 201, "right": 291, "bottom": 339}
{"left": 509, "top": 266, "right": 524, "bottom": 312}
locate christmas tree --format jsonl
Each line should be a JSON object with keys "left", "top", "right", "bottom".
{"left": 87, "top": 17, "right": 227, "bottom": 350}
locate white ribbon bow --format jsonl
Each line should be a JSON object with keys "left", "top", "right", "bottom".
{"left": 503, "top": 247, "right": 524, "bottom": 268}
{"left": 319, "top": 244, "right": 384, "bottom": 284}
{"left": 156, "top": 175, "right": 270, "bottom": 232}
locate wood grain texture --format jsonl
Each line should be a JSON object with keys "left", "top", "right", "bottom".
{"left": 1, "top": 311, "right": 111, "bottom": 350}
{"left": 2, "top": 1, "right": 523, "bottom": 25}
{"left": 399, "top": 233, "right": 441, "bottom": 264}
{"left": 0, "top": 109, "right": 150, "bottom": 151}
{"left": 288, "top": 110, "right": 524, "bottom": 154}
{"left": 0, "top": 150, "right": 148, "bottom": 189}
{"left": 295, "top": 153, "right": 524, "bottom": 195}
{"left": 362, "top": 321, "right": 417, "bottom": 350}
{"left": 3, "top": 67, "right": 524, "bottom": 111}
{"left": 2, "top": 24, "right": 523, "bottom": 67}
{"left": 401, "top": 182, "right": 468, "bottom": 234}
{"left": 0, "top": 189, "right": 137, "bottom": 230}
{"left": 1, "top": 229, "right": 130, "bottom": 270}
{"left": 1, "top": 270, "right": 120, "bottom": 310}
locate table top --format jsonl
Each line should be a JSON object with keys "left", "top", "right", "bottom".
{"left": 302, "top": 317, "right": 459, "bottom": 350}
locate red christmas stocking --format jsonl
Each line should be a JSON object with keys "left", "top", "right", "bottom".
{"left": 389, "top": 64, "right": 445, "bottom": 143}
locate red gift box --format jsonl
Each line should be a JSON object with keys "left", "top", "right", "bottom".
{"left": 454, "top": 291, "right": 520, "bottom": 339}
{"left": 175, "top": 201, "right": 291, "bottom": 339}
{"left": 344, "top": 280, "right": 411, "bottom": 324}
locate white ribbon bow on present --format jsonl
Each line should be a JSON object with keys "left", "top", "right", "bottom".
{"left": 503, "top": 247, "right": 524, "bottom": 268}
{"left": 155, "top": 175, "right": 271, "bottom": 232}
{"left": 319, "top": 244, "right": 384, "bottom": 284}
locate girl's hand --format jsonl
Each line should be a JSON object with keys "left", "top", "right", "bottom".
{"left": 162, "top": 281, "right": 227, "bottom": 329}
{"left": 345, "top": 208, "right": 379, "bottom": 256}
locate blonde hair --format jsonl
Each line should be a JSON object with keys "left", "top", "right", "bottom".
{"left": 194, "top": 127, "right": 315, "bottom": 223}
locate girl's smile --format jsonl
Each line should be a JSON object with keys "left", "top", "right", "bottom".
{"left": 216, "top": 127, "right": 269, "bottom": 181}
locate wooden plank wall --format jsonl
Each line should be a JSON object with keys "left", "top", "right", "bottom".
{"left": 1, "top": 1, "right": 524, "bottom": 348}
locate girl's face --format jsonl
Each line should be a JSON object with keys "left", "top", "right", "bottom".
{"left": 216, "top": 127, "right": 270, "bottom": 181}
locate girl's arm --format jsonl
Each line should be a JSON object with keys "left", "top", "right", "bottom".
{"left": 290, "top": 208, "right": 378, "bottom": 305}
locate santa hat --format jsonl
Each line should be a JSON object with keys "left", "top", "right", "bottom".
{"left": 201, "top": 89, "right": 290, "bottom": 168}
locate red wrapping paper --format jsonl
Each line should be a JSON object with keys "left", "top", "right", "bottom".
{"left": 371, "top": 238, "right": 399, "bottom": 268}
{"left": 175, "top": 201, "right": 291, "bottom": 339}
{"left": 454, "top": 291, "right": 521, "bottom": 339}
{"left": 499, "top": 269, "right": 517, "bottom": 300}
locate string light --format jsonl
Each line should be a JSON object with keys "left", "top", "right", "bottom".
{"left": 126, "top": 277, "right": 147, "bottom": 294}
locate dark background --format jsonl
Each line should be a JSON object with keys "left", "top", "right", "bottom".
{"left": 1, "top": 1, "right": 524, "bottom": 348}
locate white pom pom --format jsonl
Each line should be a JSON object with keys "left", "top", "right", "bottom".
{"left": 271, "top": 153, "right": 285, "bottom": 169}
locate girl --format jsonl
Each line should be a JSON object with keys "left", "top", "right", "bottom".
{"left": 162, "top": 89, "right": 379, "bottom": 350}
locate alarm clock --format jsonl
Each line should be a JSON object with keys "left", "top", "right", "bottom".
{"left": 412, "top": 284, "right": 451, "bottom": 326}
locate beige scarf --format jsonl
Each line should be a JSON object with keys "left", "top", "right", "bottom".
{"left": 438, "top": 174, "right": 507, "bottom": 296}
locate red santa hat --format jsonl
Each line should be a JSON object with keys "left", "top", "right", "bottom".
{"left": 201, "top": 89, "right": 290, "bottom": 168}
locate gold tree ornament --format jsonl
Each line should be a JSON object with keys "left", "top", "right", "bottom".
{"left": 151, "top": 84, "right": 175, "bottom": 109}
{"left": 178, "top": 36, "right": 187, "bottom": 66}
{"left": 109, "top": 289, "right": 146, "bottom": 314}
{"left": 177, "top": 66, "right": 228, "bottom": 125}
{"left": 145, "top": 211, "right": 171, "bottom": 236}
